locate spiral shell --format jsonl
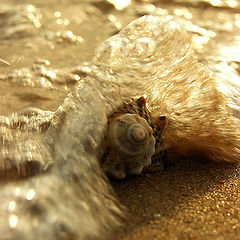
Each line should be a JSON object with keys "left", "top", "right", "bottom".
{"left": 101, "top": 96, "right": 167, "bottom": 179}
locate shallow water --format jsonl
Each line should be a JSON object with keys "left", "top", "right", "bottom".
{"left": 1, "top": 0, "right": 240, "bottom": 240}
{"left": 1, "top": 0, "right": 240, "bottom": 114}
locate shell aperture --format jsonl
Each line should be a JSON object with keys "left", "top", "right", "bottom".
{"left": 101, "top": 97, "right": 167, "bottom": 179}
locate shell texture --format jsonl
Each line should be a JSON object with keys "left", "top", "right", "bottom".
{"left": 101, "top": 97, "right": 167, "bottom": 179}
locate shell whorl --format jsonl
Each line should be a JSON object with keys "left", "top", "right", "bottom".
{"left": 101, "top": 96, "right": 167, "bottom": 179}
{"left": 108, "top": 113, "right": 154, "bottom": 157}
{"left": 127, "top": 124, "right": 147, "bottom": 144}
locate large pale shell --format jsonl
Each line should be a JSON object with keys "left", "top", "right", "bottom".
{"left": 102, "top": 113, "right": 155, "bottom": 179}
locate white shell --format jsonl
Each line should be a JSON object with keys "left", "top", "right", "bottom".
{"left": 102, "top": 113, "right": 155, "bottom": 179}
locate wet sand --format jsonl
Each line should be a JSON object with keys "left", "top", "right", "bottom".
{"left": 113, "top": 158, "right": 240, "bottom": 239}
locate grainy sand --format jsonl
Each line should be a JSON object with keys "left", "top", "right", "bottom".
{"left": 113, "top": 158, "right": 240, "bottom": 239}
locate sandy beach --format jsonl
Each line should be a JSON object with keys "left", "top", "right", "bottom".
{"left": 113, "top": 157, "right": 240, "bottom": 239}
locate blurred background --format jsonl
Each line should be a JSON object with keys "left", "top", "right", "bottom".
{"left": 0, "top": 0, "right": 240, "bottom": 115}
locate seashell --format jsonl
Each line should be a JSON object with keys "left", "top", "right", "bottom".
{"left": 101, "top": 96, "right": 167, "bottom": 179}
